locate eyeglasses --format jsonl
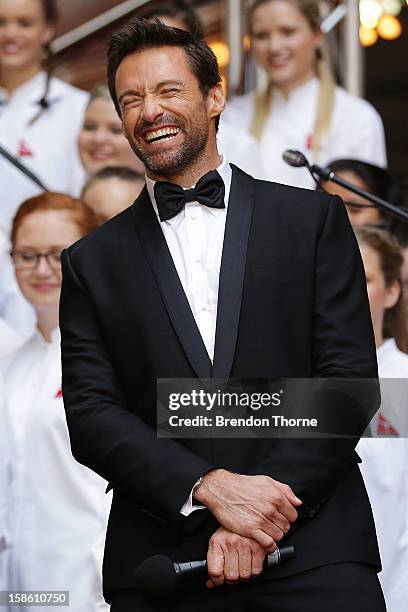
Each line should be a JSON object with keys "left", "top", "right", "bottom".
{"left": 10, "top": 250, "right": 62, "bottom": 270}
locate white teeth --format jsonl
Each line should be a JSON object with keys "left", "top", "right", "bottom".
{"left": 145, "top": 127, "right": 179, "bottom": 142}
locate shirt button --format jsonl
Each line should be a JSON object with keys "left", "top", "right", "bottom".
{"left": 195, "top": 257, "right": 201, "bottom": 263}
{"left": 201, "top": 304, "right": 207, "bottom": 311}
{"left": 190, "top": 213, "right": 197, "bottom": 220}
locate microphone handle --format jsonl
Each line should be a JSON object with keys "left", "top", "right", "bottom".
{"left": 174, "top": 545, "right": 295, "bottom": 582}
{"left": 266, "top": 545, "right": 295, "bottom": 567}
{"left": 175, "top": 560, "right": 207, "bottom": 577}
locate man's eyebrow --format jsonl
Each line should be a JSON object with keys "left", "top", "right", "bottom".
{"left": 118, "top": 89, "right": 141, "bottom": 104}
{"left": 156, "top": 80, "right": 184, "bottom": 89}
{"left": 118, "top": 81, "right": 184, "bottom": 104}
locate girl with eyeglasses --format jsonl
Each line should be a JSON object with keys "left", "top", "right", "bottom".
{"left": 222, "top": 0, "right": 387, "bottom": 189}
{"left": 2, "top": 193, "right": 110, "bottom": 611}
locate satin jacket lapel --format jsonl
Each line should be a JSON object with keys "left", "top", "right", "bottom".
{"left": 212, "top": 166, "right": 255, "bottom": 379}
{"left": 131, "top": 187, "right": 212, "bottom": 378}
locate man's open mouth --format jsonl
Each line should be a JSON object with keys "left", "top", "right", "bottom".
{"left": 143, "top": 127, "right": 180, "bottom": 144}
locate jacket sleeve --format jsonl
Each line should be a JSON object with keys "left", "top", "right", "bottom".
{"left": 248, "top": 195, "right": 380, "bottom": 514}
{"left": 60, "top": 248, "right": 213, "bottom": 530}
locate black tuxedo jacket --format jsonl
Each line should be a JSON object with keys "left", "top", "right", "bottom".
{"left": 60, "top": 166, "right": 381, "bottom": 601}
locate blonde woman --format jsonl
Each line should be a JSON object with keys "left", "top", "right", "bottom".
{"left": 78, "top": 84, "right": 145, "bottom": 178}
{"left": 223, "top": 0, "right": 387, "bottom": 188}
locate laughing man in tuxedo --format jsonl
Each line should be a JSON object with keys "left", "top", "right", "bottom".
{"left": 60, "top": 18, "right": 385, "bottom": 612}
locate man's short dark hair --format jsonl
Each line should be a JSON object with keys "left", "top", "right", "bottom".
{"left": 107, "top": 17, "right": 221, "bottom": 124}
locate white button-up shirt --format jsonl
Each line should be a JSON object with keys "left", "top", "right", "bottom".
{"left": 145, "top": 157, "right": 232, "bottom": 363}
{"left": 146, "top": 158, "right": 232, "bottom": 516}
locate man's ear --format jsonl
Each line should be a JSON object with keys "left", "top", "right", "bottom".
{"left": 208, "top": 82, "right": 226, "bottom": 121}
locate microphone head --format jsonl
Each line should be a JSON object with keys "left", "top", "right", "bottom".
{"left": 282, "top": 149, "right": 309, "bottom": 168}
{"left": 134, "top": 554, "right": 177, "bottom": 597}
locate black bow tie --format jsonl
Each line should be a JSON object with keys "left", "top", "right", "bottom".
{"left": 154, "top": 170, "right": 225, "bottom": 222}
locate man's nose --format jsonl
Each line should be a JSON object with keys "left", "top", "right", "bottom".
{"left": 140, "top": 95, "right": 163, "bottom": 124}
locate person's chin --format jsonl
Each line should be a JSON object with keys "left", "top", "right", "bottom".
{"left": 141, "top": 146, "right": 182, "bottom": 173}
{"left": 267, "top": 63, "right": 295, "bottom": 85}
{"left": 29, "top": 287, "right": 60, "bottom": 302}
{"left": 87, "top": 156, "right": 115, "bottom": 175}
{"left": 0, "top": 55, "right": 29, "bottom": 69}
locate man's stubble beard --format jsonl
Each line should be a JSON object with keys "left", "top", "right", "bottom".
{"left": 127, "top": 110, "right": 210, "bottom": 179}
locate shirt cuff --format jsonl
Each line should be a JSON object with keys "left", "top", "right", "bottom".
{"left": 180, "top": 484, "right": 206, "bottom": 516}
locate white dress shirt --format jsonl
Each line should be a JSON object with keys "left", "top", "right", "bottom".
{"left": 146, "top": 157, "right": 232, "bottom": 515}
{"left": 222, "top": 78, "right": 387, "bottom": 189}
{"left": 145, "top": 156, "right": 232, "bottom": 363}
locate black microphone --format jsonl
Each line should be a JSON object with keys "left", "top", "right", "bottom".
{"left": 134, "top": 545, "right": 295, "bottom": 597}
{"left": 282, "top": 149, "right": 310, "bottom": 169}
{"left": 282, "top": 148, "right": 331, "bottom": 179}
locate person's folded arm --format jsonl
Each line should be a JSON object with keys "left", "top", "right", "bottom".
{"left": 60, "top": 248, "right": 213, "bottom": 530}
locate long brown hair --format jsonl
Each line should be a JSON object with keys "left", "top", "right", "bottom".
{"left": 356, "top": 226, "right": 408, "bottom": 354}
{"left": 247, "top": 0, "right": 335, "bottom": 161}
{"left": 11, "top": 192, "right": 100, "bottom": 246}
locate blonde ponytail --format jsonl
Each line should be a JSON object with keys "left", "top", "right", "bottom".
{"left": 249, "top": 81, "right": 273, "bottom": 141}
{"left": 310, "top": 50, "right": 336, "bottom": 161}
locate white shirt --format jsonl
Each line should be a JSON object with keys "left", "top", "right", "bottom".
{"left": 146, "top": 158, "right": 231, "bottom": 516}
{"left": 0, "top": 72, "right": 87, "bottom": 341}
{"left": 357, "top": 339, "right": 408, "bottom": 612}
{"left": 222, "top": 78, "right": 387, "bottom": 189}
{"left": 0, "top": 72, "right": 88, "bottom": 234}
{"left": 0, "top": 371, "right": 10, "bottom": 591}
{"left": 217, "top": 122, "right": 266, "bottom": 179}
{"left": 145, "top": 156, "right": 232, "bottom": 362}
{"left": 2, "top": 328, "right": 110, "bottom": 611}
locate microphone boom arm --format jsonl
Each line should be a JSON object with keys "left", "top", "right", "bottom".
{"left": 310, "top": 164, "right": 408, "bottom": 223}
